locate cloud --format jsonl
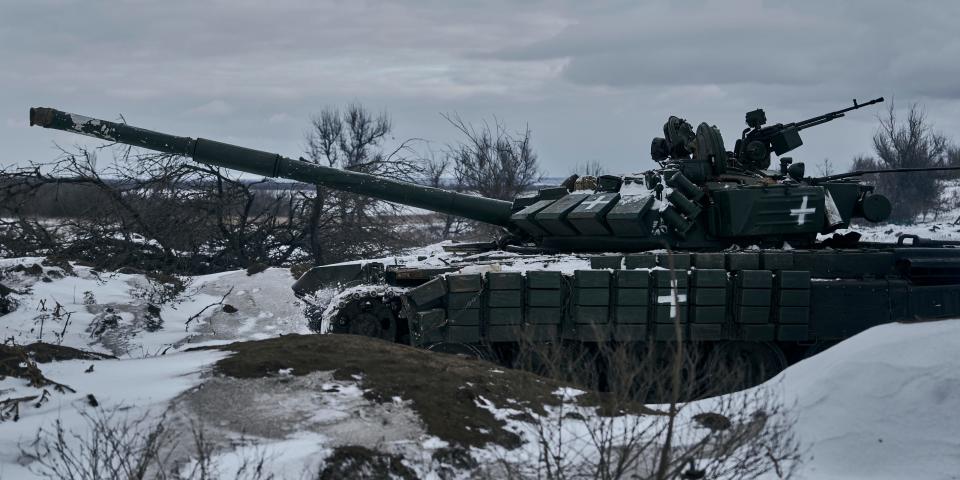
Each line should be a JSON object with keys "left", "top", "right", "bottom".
{"left": 487, "top": 0, "right": 960, "bottom": 100}
{"left": 188, "top": 100, "right": 234, "bottom": 116}
{"left": 267, "top": 113, "right": 291, "bottom": 124}
{"left": 2, "top": 0, "right": 959, "bottom": 173}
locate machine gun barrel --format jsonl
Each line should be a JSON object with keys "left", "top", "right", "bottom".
{"left": 793, "top": 97, "right": 884, "bottom": 131}
{"left": 29, "top": 107, "right": 515, "bottom": 227}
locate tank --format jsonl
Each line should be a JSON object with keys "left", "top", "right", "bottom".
{"left": 28, "top": 100, "right": 960, "bottom": 385}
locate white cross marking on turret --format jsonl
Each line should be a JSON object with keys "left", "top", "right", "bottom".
{"left": 656, "top": 278, "right": 687, "bottom": 320}
{"left": 790, "top": 195, "right": 816, "bottom": 225}
{"left": 580, "top": 195, "right": 609, "bottom": 210}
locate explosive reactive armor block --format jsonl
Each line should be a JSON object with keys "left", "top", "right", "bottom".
{"left": 567, "top": 193, "right": 620, "bottom": 235}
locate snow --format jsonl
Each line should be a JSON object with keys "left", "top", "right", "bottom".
{"left": 766, "top": 319, "right": 960, "bottom": 479}
{"left": 0, "top": 349, "right": 228, "bottom": 479}
{"left": 0, "top": 263, "right": 308, "bottom": 356}
{"left": 4, "top": 236, "right": 960, "bottom": 477}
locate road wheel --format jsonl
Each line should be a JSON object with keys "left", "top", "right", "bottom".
{"left": 338, "top": 297, "right": 397, "bottom": 342}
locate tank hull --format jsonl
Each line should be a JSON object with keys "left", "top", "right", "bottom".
{"left": 311, "top": 245, "right": 960, "bottom": 384}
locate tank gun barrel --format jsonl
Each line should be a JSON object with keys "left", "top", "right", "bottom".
{"left": 29, "top": 107, "right": 515, "bottom": 227}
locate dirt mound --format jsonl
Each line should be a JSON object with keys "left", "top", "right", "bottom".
{"left": 1, "top": 342, "right": 111, "bottom": 380}
{"left": 317, "top": 446, "right": 417, "bottom": 480}
{"left": 211, "top": 334, "right": 571, "bottom": 449}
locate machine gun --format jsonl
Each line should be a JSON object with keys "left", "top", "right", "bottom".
{"left": 735, "top": 97, "right": 885, "bottom": 170}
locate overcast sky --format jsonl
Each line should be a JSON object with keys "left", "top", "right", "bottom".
{"left": 3, "top": 0, "right": 959, "bottom": 176}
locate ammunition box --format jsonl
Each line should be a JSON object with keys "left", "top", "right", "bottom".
{"left": 727, "top": 253, "right": 760, "bottom": 270}
{"left": 487, "top": 272, "right": 523, "bottom": 290}
{"left": 408, "top": 277, "right": 447, "bottom": 308}
{"left": 736, "top": 306, "right": 770, "bottom": 324}
{"left": 445, "top": 325, "right": 482, "bottom": 343}
{"left": 575, "top": 270, "right": 610, "bottom": 288}
{"left": 590, "top": 256, "right": 624, "bottom": 269}
{"left": 738, "top": 270, "right": 773, "bottom": 288}
{"left": 652, "top": 270, "right": 688, "bottom": 287}
{"left": 574, "top": 305, "right": 609, "bottom": 324}
{"left": 615, "top": 306, "right": 648, "bottom": 324}
{"left": 615, "top": 288, "right": 649, "bottom": 306}
{"left": 761, "top": 252, "right": 794, "bottom": 270}
{"left": 527, "top": 289, "right": 562, "bottom": 307}
{"left": 692, "top": 306, "right": 726, "bottom": 323}
{"left": 777, "top": 270, "right": 811, "bottom": 289}
{"left": 416, "top": 308, "right": 447, "bottom": 343}
{"left": 616, "top": 269, "right": 651, "bottom": 288}
{"left": 575, "top": 288, "right": 609, "bottom": 306}
{"left": 741, "top": 324, "right": 775, "bottom": 341}
{"left": 691, "top": 269, "right": 728, "bottom": 287}
{"left": 446, "top": 308, "right": 480, "bottom": 326}
{"left": 446, "top": 274, "right": 482, "bottom": 293}
{"left": 737, "top": 288, "right": 771, "bottom": 306}
{"left": 488, "top": 308, "right": 523, "bottom": 325}
{"left": 657, "top": 253, "right": 691, "bottom": 269}
{"left": 692, "top": 253, "right": 726, "bottom": 269}
{"left": 447, "top": 292, "right": 483, "bottom": 310}
{"left": 527, "top": 307, "right": 562, "bottom": 324}
{"left": 692, "top": 288, "right": 726, "bottom": 305}
{"left": 488, "top": 290, "right": 522, "bottom": 308}
{"left": 655, "top": 307, "right": 688, "bottom": 324}
{"left": 526, "top": 270, "right": 563, "bottom": 289}
{"left": 624, "top": 254, "right": 657, "bottom": 269}
{"left": 778, "top": 289, "right": 810, "bottom": 307}
{"left": 690, "top": 323, "right": 724, "bottom": 341}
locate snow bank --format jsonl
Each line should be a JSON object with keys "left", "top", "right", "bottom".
{"left": 0, "top": 349, "right": 227, "bottom": 479}
{"left": 0, "top": 261, "right": 308, "bottom": 356}
{"left": 770, "top": 319, "right": 960, "bottom": 479}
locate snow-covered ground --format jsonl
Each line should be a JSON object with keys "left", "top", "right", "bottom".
{"left": 775, "top": 319, "right": 960, "bottom": 479}
{"left": 2, "top": 227, "right": 960, "bottom": 477}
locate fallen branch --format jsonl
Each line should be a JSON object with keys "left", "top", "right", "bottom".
{"left": 185, "top": 286, "right": 234, "bottom": 331}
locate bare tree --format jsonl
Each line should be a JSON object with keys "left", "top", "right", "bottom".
{"left": 302, "top": 103, "right": 424, "bottom": 264}
{"left": 443, "top": 113, "right": 542, "bottom": 201}
{"left": 0, "top": 143, "right": 308, "bottom": 273}
{"left": 498, "top": 330, "right": 801, "bottom": 480}
{"left": 852, "top": 103, "right": 950, "bottom": 223}
{"left": 421, "top": 151, "right": 469, "bottom": 240}
{"left": 22, "top": 409, "right": 275, "bottom": 480}
{"left": 816, "top": 158, "right": 834, "bottom": 177}
{"left": 571, "top": 160, "right": 607, "bottom": 178}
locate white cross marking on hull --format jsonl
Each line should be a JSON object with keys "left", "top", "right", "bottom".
{"left": 656, "top": 278, "right": 687, "bottom": 320}
{"left": 580, "top": 195, "right": 609, "bottom": 210}
{"left": 790, "top": 195, "right": 816, "bottom": 225}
